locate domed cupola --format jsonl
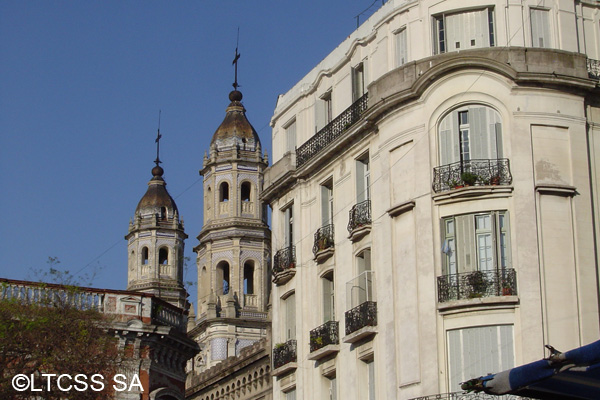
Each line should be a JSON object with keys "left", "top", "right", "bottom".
{"left": 126, "top": 144, "right": 188, "bottom": 309}
{"left": 209, "top": 90, "right": 261, "bottom": 156}
{"left": 134, "top": 165, "right": 179, "bottom": 222}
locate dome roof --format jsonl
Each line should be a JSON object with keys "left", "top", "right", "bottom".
{"left": 135, "top": 165, "right": 179, "bottom": 218}
{"left": 210, "top": 90, "right": 261, "bottom": 152}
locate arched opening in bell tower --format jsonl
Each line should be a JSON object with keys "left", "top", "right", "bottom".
{"left": 142, "top": 247, "right": 149, "bottom": 265}
{"left": 243, "top": 261, "right": 254, "bottom": 294}
{"left": 159, "top": 247, "right": 169, "bottom": 265}
{"left": 241, "top": 182, "right": 251, "bottom": 202}
{"left": 216, "top": 261, "right": 230, "bottom": 295}
{"left": 219, "top": 182, "right": 230, "bottom": 202}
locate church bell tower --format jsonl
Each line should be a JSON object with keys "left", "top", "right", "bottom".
{"left": 126, "top": 135, "right": 189, "bottom": 309}
{"left": 189, "top": 86, "right": 271, "bottom": 372}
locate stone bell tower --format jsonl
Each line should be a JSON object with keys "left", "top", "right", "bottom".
{"left": 188, "top": 87, "right": 271, "bottom": 372}
{"left": 126, "top": 160, "right": 189, "bottom": 309}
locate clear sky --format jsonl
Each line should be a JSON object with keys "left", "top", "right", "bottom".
{"left": 0, "top": 1, "right": 384, "bottom": 306}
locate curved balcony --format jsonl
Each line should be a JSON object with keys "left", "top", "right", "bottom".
{"left": 437, "top": 268, "right": 517, "bottom": 303}
{"left": 432, "top": 159, "right": 512, "bottom": 193}
{"left": 273, "top": 246, "right": 296, "bottom": 285}
{"left": 313, "top": 224, "right": 334, "bottom": 262}
{"left": 347, "top": 200, "right": 371, "bottom": 240}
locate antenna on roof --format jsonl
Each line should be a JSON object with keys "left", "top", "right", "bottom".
{"left": 232, "top": 27, "right": 241, "bottom": 90}
{"left": 155, "top": 110, "right": 162, "bottom": 167}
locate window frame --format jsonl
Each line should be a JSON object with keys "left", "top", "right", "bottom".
{"left": 433, "top": 7, "right": 496, "bottom": 55}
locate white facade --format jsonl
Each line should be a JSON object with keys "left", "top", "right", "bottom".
{"left": 263, "top": 1, "right": 600, "bottom": 399}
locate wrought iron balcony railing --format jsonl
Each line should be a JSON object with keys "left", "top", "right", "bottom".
{"left": 409, "top": 392, "right": 532, "bottom": 400}
{"left": 273, "top": 339, "right": 297, "bottom": 369}
{"left": 347, "top": 200, "right": 371, "bottom": 233}
{"left": 309, "top": 320, "right": 339, "bottom": 353}
{"left": 313, "top": 224, "right": 334, "bottom": 256}
{"left": 345, "top": 301, "right": 377, "bottom": 336}
{"left": 588, "top": 58, "right": 600, "bottom": 80}
{"left": 296, "top": 93, "right": 368, "bottom": 168}
{"left": 273, "top": 246, "right": 296, "bottom": 275}
{"left": 432, "top": 159, "right": 512, "bottom": 193}
{"left": 437, "top": 268, "right": 517, "bottom": 303}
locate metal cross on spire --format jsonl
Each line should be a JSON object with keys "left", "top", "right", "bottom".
{"left": 232, "top": 27, "right": 241, "bottom": 90}
{"left": 154, "top": 110, "right": 162, "bottom": 167}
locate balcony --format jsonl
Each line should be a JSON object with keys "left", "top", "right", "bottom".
{"left": 308, "top": 320, "right": 339, "bottom": 360}
{"left": 433, "top": 159, "right": 512, "bottom": 193}
{"left": 272, "top": 246, "right": 296, "bottom": 285}
{"left": 344, "top": 270, "right": 377, "bottom": 343}
{"left": 344, "top": 301, "right": 377, "bottom": 342}
{"left": 313, "top": 224, "right": 334, "bottom": 262}
{"left": 409, "top": 392, "right": 530, "bottom": 400}
{"left": 296, "top": 93, "right": 368, "bottom": 168}
{"left": 437, "top": 268, "right": 518, "bottom": 303}
{"left": 272, "top": 339, "right": 297, "bottom": 376}
{"left": 347, "top": 200, "right": 371, "bottom": 241}
{"left": 588, "top": 58, "right": 600, "bottom": 80}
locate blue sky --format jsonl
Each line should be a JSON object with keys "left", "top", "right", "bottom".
{"left": 0, "top": 1, "right": 383, "bottom": 305}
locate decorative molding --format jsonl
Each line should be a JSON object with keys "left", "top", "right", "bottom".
{"left": 535, "top": 184, "right": 577, "bottom": 197}
{"left": 387, "top": 200, "right": 415, "bottom": 218}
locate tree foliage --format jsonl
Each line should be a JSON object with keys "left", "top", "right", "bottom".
{"left": 0, "top": 288, "right": 119, "bottom": 399}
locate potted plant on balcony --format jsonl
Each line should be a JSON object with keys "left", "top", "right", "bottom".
{"left": 449, "top": 179, "right": 463, "bottom": 189}
{"left": 310, "top": 335, "right": 324, "bottom": 348}
{"left": 502, "top": 285, "right": 513, "bottom": 296}
{"left": 467, "top": 271, "right": 486, "bottom": 298}
{"left": 461, "top": 172, "right": 479, "bottom": 186}
{"left": 274, "top": 342, "right": 287, "bottom": 350}
{"left": 490, "top": 175, "right": 501, "bottom": 185}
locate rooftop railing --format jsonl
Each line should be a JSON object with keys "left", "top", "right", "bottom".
{"left": 296, "top": 93, "right": 368, "bottom": 168}
{"left": 409, "top": 392, "right": 532, "bottom": 400}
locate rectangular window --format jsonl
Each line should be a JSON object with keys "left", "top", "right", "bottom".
{"left": 442, "top": 211, "right": 511, "bottom": 275}
{"left": 356, "top": 153, "right": 370, "bottom": 202}
{"left": 530, "top": 8, "right": 551, "bottom": 48}
{"left": 329, "top": 376, "right": 337, "bottom": 400}
{"left": 285, "top": 388, "right": 297, "bottom": 400}
{"left": 321, "top": 180, "right": 334, "bottom": 226}
{"left": 367, "top": 359, "right": 375, "bottom": 400}
{"left": 395, "top": 28, "right": 408, "bottom": 67}
{"left": 352, "top": 62, "right": 365, "bottom": 101}
{"left": 315, "top": 91, "right": 333, "bottom": 132}
{"left": 285, "top": 119, "right": 297, "bottom": 154}
{"left": 433, "top": 8, "right": 495, "bottom": 54}
{"left": 323, "top": 273, "right": 335, "bottom": 322}
{"left": 348, "top": 249, "right": 374, "bottom": 308}
{"left": 447, "top": 325, "right": 514, "bottom": 392}
{"left": 283, "top": 205, "right": 294, "bottom": 248}
{"left": 285, "top": 293, "right": 296, "bottom": 341}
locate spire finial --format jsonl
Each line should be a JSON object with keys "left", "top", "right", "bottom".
{"left": 154, "top": 110, "right": 162, "bottom": 167}
{"left": 232, "top": 27, "right": 241, "bottom": 90}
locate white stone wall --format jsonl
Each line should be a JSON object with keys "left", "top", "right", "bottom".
{"left": 266, "top": 1, "right": 600, "bottom": 399}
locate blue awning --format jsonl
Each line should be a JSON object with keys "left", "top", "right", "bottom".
{"left": 461, "top": 340, "right": 600, "bottom": 399}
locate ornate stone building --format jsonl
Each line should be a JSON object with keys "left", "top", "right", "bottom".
{"left": 263, "top": 0, "right": 600, "bottom": 399}
{"left": 126, "top": 164, "right": 189, "bottom": 310}
{"left": 186, "top": 88, "right": 272, "bottom": 400}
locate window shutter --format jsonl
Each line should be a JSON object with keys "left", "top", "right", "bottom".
{"left": 367, "top": 360, "right": 375, "bottom": 400}
{"left": 321, "top": 185, "right": 330, "bottom": 226}
{"left": 456, "top": 214, "right": 475, "bottom": 273}
{"left": 470, "top": 106, "right": 489, "bottom": 159}
{"left": 323, "top": 278, "right": 332, "bottom": 322}
{"left": 531, "top": 8, "right": 551, "bottom": 48}
{"left": 286, "top": 121, "right": 296, "bottom": 153}
{"left": 286, "top": 293, "right": 296, "bottom": 340}
{"left": 395, "top": 28, "right": 407, "bottom": 66}
{"left": 315, "top": 98, "right": 326, "bottom": 132}
{"left": 356, "top": 159, "right": 366, "bottom": 202}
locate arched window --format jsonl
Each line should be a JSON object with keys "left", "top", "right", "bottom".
{"left": 159, "top": 247, "right": 169, "bottom": 265}
{"left": 241, "top": 182, "right": 251, "bottom": 202}
{"left": 141, "top": 247, "right": 149, "bottom": 265}
{"left": 216, "top": 261, "right": 230, "bottom": 295}
{"left": 439, "top": 105, "right": 503, "bottom": 166}
{"left": 243, "top": 261, "right": 254, "bottom": 294}
{"left": 160, "top": 206, "right": 167, "bottom": 220}
{"left": 219, "top": 182, "right": 229, "bottom": 202}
